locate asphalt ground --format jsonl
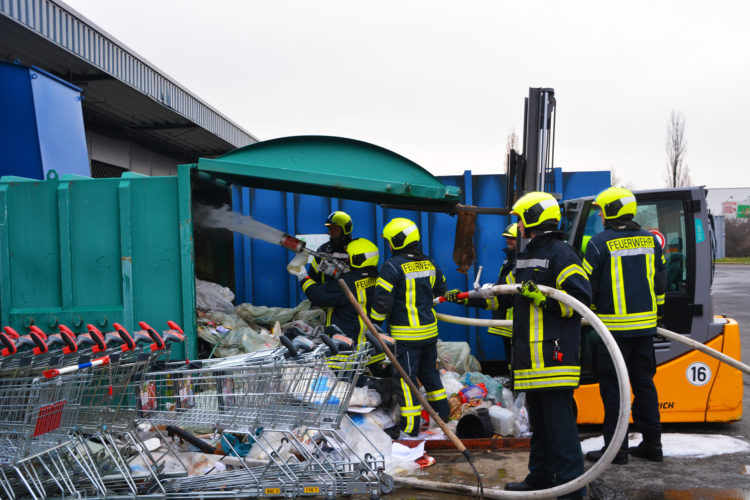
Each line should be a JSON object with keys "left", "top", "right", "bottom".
{"left": 391, "top": 263, "right": 750, "bottom": 500}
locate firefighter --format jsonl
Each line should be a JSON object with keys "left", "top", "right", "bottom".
{"left": 299, "top": 238, "right": 387, "bottom": 370}
{"left": 370, "top": 218, "right": 450, "bottom": 437}
{"left": 583, "top": 187, "right": 667, "bottom": 464}
{"left": 502, "top": 192, "right": 591, "bottom": 499}
{"left": 308, "top": 211, "right": 354, "bottom": 283}
{"left": 444, "top": 223, "right": 518, "bottom": 369}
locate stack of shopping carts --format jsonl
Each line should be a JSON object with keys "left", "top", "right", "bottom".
{"left": 0, "top": 322, "right": 393, "bottom": 499}
{"left": 0, "top": 321, "right": 185, "bottom": 499}
{"left": 139, "top": 330, "right": 393, "bottom": 499}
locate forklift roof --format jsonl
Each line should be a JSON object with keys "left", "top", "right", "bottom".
{"left": 188, "top": 135, "right": 462, "bottom": 208}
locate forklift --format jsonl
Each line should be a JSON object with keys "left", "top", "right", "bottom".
{"left": 506, "top": 88, "right": 742, "bottom": 424}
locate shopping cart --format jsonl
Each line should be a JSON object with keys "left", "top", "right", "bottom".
{"left": 0, "top": 321, "right": 187, "bottom": 499}
{"left": 65, "top": 321, "right": 188, "bottom": 498}
{"left": 0, "top": 355, "right": 111, "bottom": 499}
{"left": 140, "top": 334, "right": 392, "bottom": 499}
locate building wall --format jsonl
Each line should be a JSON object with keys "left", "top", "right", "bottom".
{"left": 86, "top": 130, "right": 185, "bottom": 177}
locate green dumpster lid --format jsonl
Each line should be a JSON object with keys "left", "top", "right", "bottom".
{"left": 190, "top": 136, "right": 461, "bottom": 208}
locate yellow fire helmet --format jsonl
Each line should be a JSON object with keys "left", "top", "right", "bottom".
{"left": 325, "top": 211, "right": 353, "bottom": 235}
{"left": 502, "top": 223, "right": 518, "bottom": 239}
{"left": 347, "top": 238, "right": 379, "bottom": 268}
{"left": 382, "top": 218, "right": 420, "bottom": 250}
{"left": 593, "top": 187, "right": 637, "bottom": 219}
{"left": 510, "top": 192, "right": 560, "bottom": 228}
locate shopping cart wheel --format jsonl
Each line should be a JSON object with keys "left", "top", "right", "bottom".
{"left": 378, "top": 471, "right": 394, "bottom": 494}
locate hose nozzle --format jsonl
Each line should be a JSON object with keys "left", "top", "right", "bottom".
{"left": 280, "top": 234, "right": 306, "bottom": 253}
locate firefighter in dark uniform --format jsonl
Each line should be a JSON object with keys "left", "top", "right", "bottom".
{"left": 370, "top": 218, "right": 450, "bottom": 437}
{"left": 583, "top": 187, "right": 667, "bottom": 464}
{"left": 308, "top": 211, "right": 354, "bottom": 283}
{"left": 502, "top": 192, "right": 591, "bottom": 499}
{"left": 300, "top": 238, "right": 387, "bottom": 369}
{"left": 445, "top": 223, "right": 518, "bottom": 368}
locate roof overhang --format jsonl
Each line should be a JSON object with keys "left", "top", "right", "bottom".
{"left": 189, "top": 136, "right": 462, "bottom": 209}
{"left": 1, "top": 0, "right": 257, "bottom": 161}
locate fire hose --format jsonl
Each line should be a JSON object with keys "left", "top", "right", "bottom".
{"left": 402, "top": 283, "right": 750, "bottom": 498}
{"left": 396, "top": 284, "right": 632, "bottom": 498}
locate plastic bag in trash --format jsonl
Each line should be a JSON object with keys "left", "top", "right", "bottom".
{"left": 348, "top": 386, "right": 382, "bottom": 408}
{"left": 339, "top": 415, "right": 392, "bottom": 460}
{"left": 236, "top": 300, "right": 312, "bottom": 327}
{"left": 513, "top": 392, "right": 531, "bottom": 437}
{"left": 198, "top": 325, "right": 278, "bottom": 358}
{"left": 439, "top": 370, "right": 464, "bottom": 397}
{"left": 196, "top": 279, "right": 236, "bottom": 313}
{"left": 436, "top": 340, "right": 482, "bottom": 374}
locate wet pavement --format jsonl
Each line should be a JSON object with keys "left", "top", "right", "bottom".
{"left": 389, "top": 264, "right": 750, "bottom": 499}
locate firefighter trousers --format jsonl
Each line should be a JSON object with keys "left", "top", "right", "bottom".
{"left": 525, "top": 389, "right": 586, "bottom": 498}
{"left": 596, "top": 335, "right": 662, "bottom": 450}
{"left": 393, "top": 339, "right": 449, "bottom": 436}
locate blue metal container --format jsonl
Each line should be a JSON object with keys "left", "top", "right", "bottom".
{"left": 0, "top": 61, "right": 89, "bottom": 179}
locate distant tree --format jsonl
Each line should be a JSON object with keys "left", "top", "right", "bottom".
{"left": 724, "top": 218, "right": 750, "bottom": 258}
{"left": 504, "top": 129, "right": 520, "bottom": 172}
{"left": 665, "top": 110, "right": 691, "bottom": 187}
{"left": 610, "top": 168, "right": 633, "bottom": 189}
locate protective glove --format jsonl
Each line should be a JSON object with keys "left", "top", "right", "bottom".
{"left": 656, "top": 305, "right": 665, "bottom": 328}
{"left": 318, "top": 259, "right": 345, "bottom": 278}
{"left": 444, "top": 289, "right": 468, "bottom": 305}
{"left": 295, "top": 269, "right": 310, "bottom": 282}
{"left": 519, "top": 281, "right": 546, "bottom": 308}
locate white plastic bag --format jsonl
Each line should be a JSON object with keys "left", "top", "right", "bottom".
{"left": 439, "top": 370, "right": 465, "bottom": 397}
{"left": 436, "top": 340, "right": 482, "bottom": 374}
{"left": 513, "top": 392, "right": 530, "bottom": 437}
{"left": 196, "top": 279, "right": 235, "bottom": 313}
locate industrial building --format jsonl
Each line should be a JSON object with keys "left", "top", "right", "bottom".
{"left": 0, "top": 0, "right": 257, "bottom": 178}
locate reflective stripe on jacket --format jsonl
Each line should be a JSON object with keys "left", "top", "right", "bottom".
{"left": 370, "top": 248, "right": 447, "bottom": 342}
{"left": 302, "top": 267, "right": 377, "bottom": 340}
{"left": 508, "top": 234, "right": 591, "bottom": 392}
{"left": 583, "top": 227, "right": 666, "bottom": 338}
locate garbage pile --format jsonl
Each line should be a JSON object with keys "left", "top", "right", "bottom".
{"left": 193, "top": 278, "right": 533, "bottom": 474}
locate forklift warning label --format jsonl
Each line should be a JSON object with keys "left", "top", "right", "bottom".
{"left": 686, "top": 361, "right": 712, "bottom": 386}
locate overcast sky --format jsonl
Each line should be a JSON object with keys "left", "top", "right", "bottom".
{"left": 63, "top": 0, "right": 749, "bottom": 190}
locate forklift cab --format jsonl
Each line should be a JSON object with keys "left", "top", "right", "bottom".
{"left": 561, "top": 187, "right": 742, "bottom": 423}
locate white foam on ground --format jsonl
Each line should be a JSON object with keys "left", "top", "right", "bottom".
{"left": 580, "top": 432, "right": 750, "bottom": 458}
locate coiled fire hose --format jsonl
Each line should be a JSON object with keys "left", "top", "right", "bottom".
{"left": 395, "top": 284, "right": 633, "bottom": 499}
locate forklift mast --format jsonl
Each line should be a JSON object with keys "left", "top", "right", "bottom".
{"left": 506, "top": 87, "right": 557, "bottom": 206}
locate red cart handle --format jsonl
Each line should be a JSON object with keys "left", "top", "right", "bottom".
{"left": 46, "top": 330, "right": 78, "bottom": 355}
{"left": 17, "top": 329, "right": 48, "bottom": 355}
{"left": 111, "top": 323, "right": 136, "bottom": 351}
{"left": 137, "top": 321, "right": 165, "bottom": 351}
{"left": 29, "top": 325, "right": 48, "bottom": 341}
{"left": 3, "top": 326, "right": 20, "bottom": 339}
{"left": 166, "top": 321, "right": 183, "bottom": 334}
{"left": 0, "top": 332, "right": 17, "bottom": 356}
{"left": 78, "top": 325, "right": 107, "bottom": 353}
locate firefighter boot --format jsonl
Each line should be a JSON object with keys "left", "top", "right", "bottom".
{"left": 585, "top": 447, "right": 628, "bottom": 465}
{"left": 629, "top": 430, "right": 663, "bottom": 461}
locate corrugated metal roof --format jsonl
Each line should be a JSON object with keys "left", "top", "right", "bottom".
{"left": 0, "top": 0, "right": 258, "bottom": 160}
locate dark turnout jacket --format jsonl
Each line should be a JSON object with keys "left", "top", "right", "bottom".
{"left": 370, "top": 245, "right": 447, "bottom": 344}
{"left": 582, "top": 219, "right": 666, "bottom": 338}
{"left": 507, "top": 233, "right": 592, "bottom": 392}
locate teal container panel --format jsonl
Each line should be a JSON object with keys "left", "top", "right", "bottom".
{"left": 0, "top": 171, "right": 191, "bottom": 359}
{"left": 1, "top": 173, "right": 64, "bottom": 313}
{"left": 125, "top": 176, "right": 186, "bottom": 348}
{"left": 65, "top": 176, "right": 123, "bottom": 309}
